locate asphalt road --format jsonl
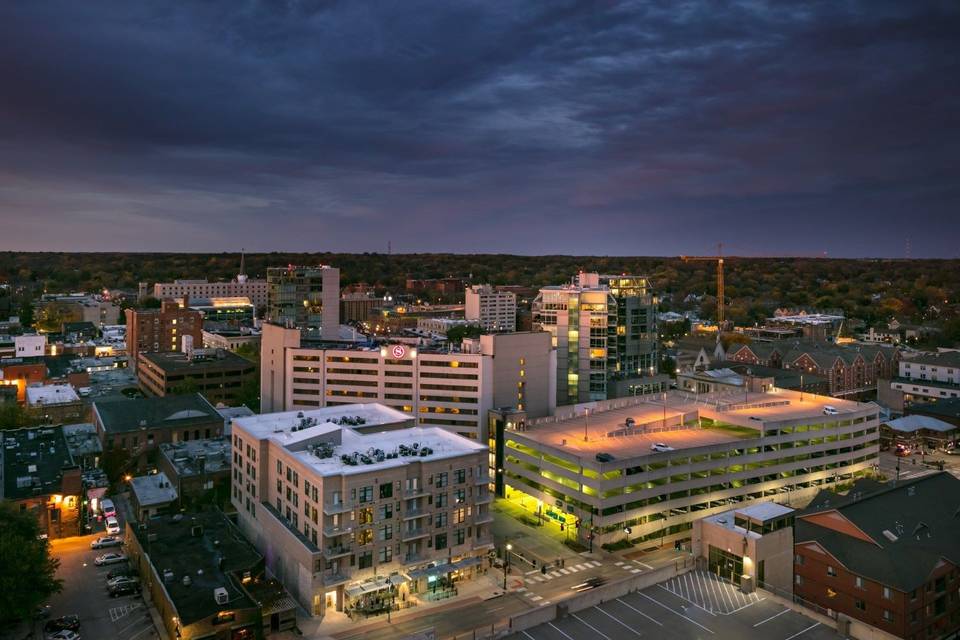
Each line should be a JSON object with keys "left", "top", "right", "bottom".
{"left": 332, "top": 591, "right": 531, "bottom": 640}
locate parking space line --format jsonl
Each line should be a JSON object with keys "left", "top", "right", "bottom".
{"left": 614, "top": 597, "right": 663, "bottom": 626}
{"left": 753, "top": 608, "right": 790, "bottom": 627}
{"left": 594, "top": 606, "right": 643, "bottom": 636}
{"left": 126, "top": 621, "right": 156, "bottom": 640}
{"left": 783, "top": 622, "right": 820, "bottom": 640}
{"left": 658, "top": 583, "right": 716, "bottom": 616}
{"left": 571, "top": 613, "right": 611, "bottom": 640}
{"left": 694, "top": 572, "right": 712, "bottom": 613}
{"left": 638, "top": 592, "right": 714, "bottom": 634}
{"left": 521, "top": 631, "right": 537, "bottom": 640}
{"left": 727, "top": 594, "right": 765, "bottom": 615}
{"left": 548, "top": 622, "right": 576, "bottom": 640}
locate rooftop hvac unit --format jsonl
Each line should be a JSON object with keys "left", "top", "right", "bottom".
{"left": 214, "top": 587, "right": 229, "bottom": 604}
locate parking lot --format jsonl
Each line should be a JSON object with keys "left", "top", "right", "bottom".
{"left": 46, "top": 532, "right": 158, "bottom": 640}
{"left": 505, "top": 571, "right": 841, "bottom": 640}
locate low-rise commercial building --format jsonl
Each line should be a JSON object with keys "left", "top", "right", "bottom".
{"left": 137, "top": 349, "right": 256, "bottom": 405}
{"left": 159, "top": 438, "right": 232, "bottom": 507}
{"left": 231, "top": 404, "right": 493, "bottom": 619}
{"left": 26, "top": 383, "right": 85, "bottom": 423}
{"left": 62, "top": 422, "right": 102, "bottom": 470}
{"left": 203, "top": 329, "right": 261, "bottom": 353}
{"left": 129, "top": 471, "right": 178, "bottom": 520}
{"left": 126, "top": 299, "right": 203, "bottom": 372}
{"left": 261, "top": 322, "right": 556, "bottom": 440}
{"left": 890, "top": 351, "right": 960, "bottom": 405}
{"left": 92, "top": 394, "right": 224, "bottom": 471}
{"left": 340, "top": 293, "right": 383, "bottom": 324}
{"left": 154, "top": 277, "right": 269, "bottom": 309}
{"left": 189, "top": 297, "right": 256, "bottom": 324}
{"left": 490, "top": 389, "right": 880, "bottom": 548}
{"left": 125, "top": 509, "right": 296, "bottom": 640}
{"left": 794, "top": 473, "right": 960, "bottom": 639}
{"left": 0, "top": 426, "right": 82, "bottom": 538}
{"left": 692, "top": 502, "right": 795, "bottom": 594}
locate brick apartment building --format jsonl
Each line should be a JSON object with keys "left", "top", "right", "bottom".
{"left": 794, "top": 473, "right": 960, "bottom": 639}
{"left": 125, "top": 298, "right": 203, "bottom": 371}
{"left": 728, "top": 341, "right": 899, "bottom": 397}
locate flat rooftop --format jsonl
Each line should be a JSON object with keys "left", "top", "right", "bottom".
{"left": 130, "top": 472, "right": 178, "bottom": 507}
{"left": 1, "top": 426, "right": 75, "bottom": 500}
{"left": 160, "top": 438, "right": 231, "bottom": 477}
{"left": 26, "top": 383, "right": 80, "bottom": 406}
{"left": 139, "top": 349, "right": 254, "bottom": 373}
{"left": 234, "top": 404, "right": 486, "bottom": 476}
{"left": 518, "top": 390, "right": 872, "bottom": 459}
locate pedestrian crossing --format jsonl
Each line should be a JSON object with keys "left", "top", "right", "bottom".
{"left": 614, "top": 560, "right": 643, "bottom": 574}
{"left": 524, "top": 560, "right": 602, "bottom": 583}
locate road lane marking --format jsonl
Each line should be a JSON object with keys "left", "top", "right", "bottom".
{"left": 637, "top": 561, "right": 654, "bottom": 569}
{"left": 638, "top": 592, "right": 714, "bottom": 634}
{"left": 614, "top": 597, "right": 663, "bottom": 626}
{"left": 783, "top": 622, "right": 821, "bottom": 640}
{"left": 548, "top": 622, "right": 576, "bottom": 640}
{"left": 753, "top": 608, "right": 790, "bottom": 627}
{"left": 595, "top": 606, "right": 643, "bottom": 636}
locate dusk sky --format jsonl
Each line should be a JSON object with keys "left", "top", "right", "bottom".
{"left": 1, "top": 1, "right": 957, "bottom": 257}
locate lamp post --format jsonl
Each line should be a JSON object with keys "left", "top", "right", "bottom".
{"left": 503, "top": 543, "right": 512, "bottom": 589}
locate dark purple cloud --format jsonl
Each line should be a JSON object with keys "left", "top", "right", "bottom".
{"left": 0, "top": 1, "right": 957, "bottom": 256}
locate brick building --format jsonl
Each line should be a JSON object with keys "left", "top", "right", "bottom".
{"left": 137, "top": 349, "right": 256, "bottom": 405}
{"left": 728, "top": 341, "right": 899, "bottom": 397}
{"left": 125, "top": 298, "right": 203, "bottom": 371}
{"left": 794, "top": 473, "right": 960, "bottom": 639}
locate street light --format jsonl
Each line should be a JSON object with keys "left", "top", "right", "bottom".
{"left": 503, "top": 543, "right": 513, "bottom": 589}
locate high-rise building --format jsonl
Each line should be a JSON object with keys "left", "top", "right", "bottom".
{"left": 230, "top": 403, "right": 493, "bottom": 618}
{"left": 125, "top": 299, "right": 203, "bottom": 371}
{"left": 465, "top": 284, "right": 516, "bottom": 332}
{"left": 266, "top": 266, "right": 340, "bottom": 339}
{"left": 532, "top": 272, "right": 658, "bottom": 405}
{"left": 260, "top": 323, "right": 556, "bottom": 440}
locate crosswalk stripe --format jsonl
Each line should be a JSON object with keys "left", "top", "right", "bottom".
{"left": 614, "top": 561, "right": 625, "bottom": 566}
{"left": 568, "top": 566, "right": 579, "bottom": 572}
{"left": 575, "top": 563, "right": 589, "bottom": 570}
{"left": 559, "top": 568, "right": 570, "bottom": 574}
{"left": 549, "top": 571, "right": 561, "bottom": 578}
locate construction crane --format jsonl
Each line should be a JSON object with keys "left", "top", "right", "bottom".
{"left": 680, "top": 243, "right": 726, "bottom": 328}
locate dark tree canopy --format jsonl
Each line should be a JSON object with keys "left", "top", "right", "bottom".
{"left": 0, "top": 503, "right": 62, "bottom": 621}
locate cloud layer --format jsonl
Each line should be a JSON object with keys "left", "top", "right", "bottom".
{"left": 1, "top": 1, "right": 957, "bottom": 256}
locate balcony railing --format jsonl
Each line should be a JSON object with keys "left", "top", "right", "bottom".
{"left": 319, "top": 569, "right": 351, "bottom": 585}
{"left": 402, "top": 507, "right": 430, "bottom": 520}
{"left": 474, "top": 512, "right": 494, "bottom": 525}
{"left": 322, "top": 523, "right": 353, "bottom": 537}
{"left": 323, "top": 545, "right": 352, "bottom": 559}
{"left": 403, "top": 487, "right": 430, "bottom": 498}
{"left": 323, "top": 502, "right": 355, "bottom": 516}
{"left": 475, "top": 493, "right": 493, "bottom": 504}
{"left": 402, "top": 553, "right": 425, "bottom": 565}
{"left": 401, "top": 528, "right": 429, "bottom": 542}
{"left": 474, "top": 475, "right": 491, "bottom": 485}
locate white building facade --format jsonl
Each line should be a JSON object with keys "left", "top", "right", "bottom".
{"left": 154, "top": 279, "right": 269, "bottom": 308}
{"left": 465, "top": 285, "right": 516, "bottom": 332}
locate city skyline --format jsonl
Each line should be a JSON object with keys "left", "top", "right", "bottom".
{"left": 1, "top": 1, "right": 958, "bottom": 257}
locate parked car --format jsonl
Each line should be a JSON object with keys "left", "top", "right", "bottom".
{"left": 105, "top": 516, "right": 120, "bottom": 535}
{"left": 48, "top": 630, "right": 80, "bottom": 640}
{"left": 895, "top": 443, "right": 911, "bottom": 457}
{"left": 44, "top": 615, "right": 80, "bottom": 632}
{"left": 822, "top": 405, "right": 839, "bottom": 415}
{"left": 90, "top": 536, "right": 122, "bottom": 549}
{"left": 106, "top": 566, "right": 135, "bottom": 580}
{"left": 106, "top": 576, "right": 139, "bottom": 589}
{"left": 100, "top": 498, "right": 116, "bottom": 518}
{"left": 94, "top": 552, "right": 127, "bottom": 566}
{"left": 650, "top": 442, "right": 675, "bottom": 452}
{"left": 108, "top": 581, "right": 142, "bottom": 598}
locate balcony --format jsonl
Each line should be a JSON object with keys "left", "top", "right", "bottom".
{"left": 474, "top": 475, "right": 491, "bottom": 485}
{"left": 322, "top": 523, "right": 353, "bottom": 537}
{"left": 402, "top": 507, "right": 430, "bottom": 521}
{"left": 402, "top": 553, "right": 425, "bottom": 565}
{"left": 323, "top": 545, "right": 352, "bottom": 559}
{"left": 404, "top": 487, "right": 430, "bottom": 499}
{"left": 319, "top": 569, "right": 351, "bottom": 586}
{"left": 474, "top": 493, "right": 493, "bottom": 505}
{"left": 323, "top": 502, "right": 355, "bottom": 516}
{"left": 401, "top": 528, "right": 430, "bottom": 542}
{"left": 474, "top": 512, "right": 494, "bottom": 525}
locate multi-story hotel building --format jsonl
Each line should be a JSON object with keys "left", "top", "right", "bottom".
{"left": 890, "top": 351, "right": 960, "bottom": 404}
{"left": 230, "top": 404, "right": 493, "bottom": 619}
{"left": 154, "top": 277, "right": 269, "bottom": 309}
{"left": 465, "top": 284, "right": 516, "bottom": 332}
{"left": 266, "top": 265, "right": 340, "bottom": 338}
{"left": 261, "top": 322, "right": 555, "bottom": 440}
{"left": 533, "top": 272, "right": 658, "bottom": 405}
{"left": 125, "top": 299, "right": 203, "bottom": 371}
{"left": 489, "top": 388, "right": 880, "bottom": 548}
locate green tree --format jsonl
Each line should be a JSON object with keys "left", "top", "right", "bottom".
{"left": 445, "top": 324, "right": 483, "bottom": 344}
{"left": 0, "top": 502, "right": 63, "bottom": 621}
{"left": 170, "top": 378, "right": 201, "bottom": 396}
{"left": 18, "top": 298, "right": 34, "bottom": 329}
{"left": 101, "top": 448, "right": 131, "bottom": 484}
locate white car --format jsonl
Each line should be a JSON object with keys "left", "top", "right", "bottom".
{"left": 822, "top": 405, "right": 839, "bottom": 415}
{"left": 105, "top": 516, "right": 121, "bottom": 535}
{"left": 48, "top": 631, "right": 80, "bottom": 640}
{"left": 90, "top": 536, "right": 121, "bottom": 549}
{"left": 94, "top": 552, "right": 127, "bottom": 566}
{"left": 650, "top": 442, "right": 675, "bottom": 452}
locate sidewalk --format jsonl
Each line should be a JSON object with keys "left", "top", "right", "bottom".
{"left": 299, "top": 571, "right": 508, "bottom": 640}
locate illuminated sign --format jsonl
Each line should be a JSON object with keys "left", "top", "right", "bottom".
{"left": 391, "top": 345, "right": 407, "bottom": 359}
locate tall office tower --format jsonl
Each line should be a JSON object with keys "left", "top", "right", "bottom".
{"left": 533, "top": 272, "right": 658, "bottom": 405}
{"left": 465, "top": 284, "right": 516, "bottom": 332}
{"left": 125, "top": 299, "right": 203, "bottom": 371}
{"left": 266, "top": 266, "right": 340, "bottom": 339}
